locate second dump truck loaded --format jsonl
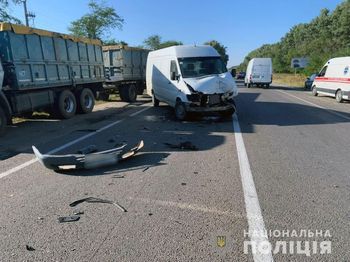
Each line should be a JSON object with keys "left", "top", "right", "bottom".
{"left": 0, "top": 23, "right": 105, "bottom": 134}
{"left": 0, "top": 23, "right": 150, "bottom": 134}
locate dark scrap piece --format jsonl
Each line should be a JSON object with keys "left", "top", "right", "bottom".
{"left": 32, "top": 140, "right": 144, "bottom": 171}
{"left": 26, "top": 245, "right": 35, "bottom": 251}
{"left": 164, "top": 141, "right": 198, "bottom": 151}
{"left": 58, "top": 215, "right": 81, "bottom": 223}
{"left": 69, "top": 197, "right": 127, "bottom": 212}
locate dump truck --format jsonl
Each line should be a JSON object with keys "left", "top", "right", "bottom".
{"left": 101, "top": 45, "right": 149, "bottom": 102}
{"left": 0, "top": 23, "right": 104, "bottom": 134}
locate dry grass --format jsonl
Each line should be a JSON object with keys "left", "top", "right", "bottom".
{"left": 273, "top": 73, "right": 306, "bottom": 88}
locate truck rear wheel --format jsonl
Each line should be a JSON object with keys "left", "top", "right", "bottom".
{"left": 77, "top": 88, "right": 95, "bottom": 114}
{"left": 0, "top": 106, "right": 7, "bottom": 136}
{"left": 56, "top": 90, "right": 77, "bottom": 119}
{"left": 126, "top": 84, "right": 137, "bottom": 102}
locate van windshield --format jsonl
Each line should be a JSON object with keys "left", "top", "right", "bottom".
{"left": 178, "top": 57, "right": 227, "bottom": 78}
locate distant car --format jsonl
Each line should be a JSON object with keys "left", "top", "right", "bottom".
{"left": 304, "top": 73, "right": 317, "bottom": 90}
{"left": 236, "top": 71, "right": 246, "bottom": 79}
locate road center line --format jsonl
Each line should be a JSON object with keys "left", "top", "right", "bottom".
{"left": 276, "top": 90, "right": 350, "bottom": 121}
{"left": 233, "top": 114, "right": 274, "bottom": 262}
{"left": 0, "top": 106, "right": 151, "bottom": 179}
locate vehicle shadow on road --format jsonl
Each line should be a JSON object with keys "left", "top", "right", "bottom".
{"left": 236, "top": 92, "right": 350, "bottom": 133}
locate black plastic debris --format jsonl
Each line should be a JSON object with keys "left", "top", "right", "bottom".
{"left": 26, "top": 245, "right": 35, "bottom": 251}
{"left": 164, "top": 141, "right": 198, "bottom": 151}
{"left": 58, "top": 215, "right": 81, "bottom": 223}
{"left": 69, "top": 197, "right": 127, "bottom": 212}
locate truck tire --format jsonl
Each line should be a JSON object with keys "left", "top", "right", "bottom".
{"left": 119, "top": 86, "right": 127, "bottom": 102}
{"left": 77, "top": 88, "right": 95, "bottom": 114}
{"left": 56, "top": 90, "right": 77, "bottom": 119}
{"left": 124, "top": 84, "right": 137, "bottom": 102}
{"left": 0, "top": 106, "right": 7, "bottom": 136}
{"left": 174, "top": 101, "right": 187, "bottom": 121}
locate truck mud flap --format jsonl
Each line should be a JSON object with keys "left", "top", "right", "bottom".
{"left": 32, "top": 140, "right": 144, "bottom": 171}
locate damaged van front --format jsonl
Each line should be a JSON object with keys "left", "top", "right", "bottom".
{"left": 178, "top": 55, "right": 238, "bottom": 119}
{"left": 146, "top": 45, "right": 238, "bottom": 120}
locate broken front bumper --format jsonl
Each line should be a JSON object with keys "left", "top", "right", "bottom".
{"left": 32, "top": 140, "right": 144, "bottom": 171}
{"left": 185, "top": 93, "right": 235, "bottom": 113}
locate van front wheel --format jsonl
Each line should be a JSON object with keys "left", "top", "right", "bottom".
{"left": 174, "top": 102, "right": 187, "bottom": 121}
{"left": 336, "top": 90, "right": 343, "bottom": 103}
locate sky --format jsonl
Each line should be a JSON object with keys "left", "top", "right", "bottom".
{"left": 7, "top": 0, "right": 344, "bottom": 67}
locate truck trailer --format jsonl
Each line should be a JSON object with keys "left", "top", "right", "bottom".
{"left": 102, "top": 45, "right": 149, "bottom": 102}
{"left": 0, "top": 23, "right": 104, "bottom": 134}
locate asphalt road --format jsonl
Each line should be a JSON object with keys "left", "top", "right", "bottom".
{"left": 0, "top": 83, "right": 349, "bottom": 262}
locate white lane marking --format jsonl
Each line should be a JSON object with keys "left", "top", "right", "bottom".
{"left": 233, "top": 114, "right": 274, "bottom": 262}
{"left": 276, "top": 90, "right": 350, "bottom": 121}
{"left": 0, "top": 106, "right": 151, "bottom": 179}
{"left": 130, "top": 106, "right": 151, "bottom": 117}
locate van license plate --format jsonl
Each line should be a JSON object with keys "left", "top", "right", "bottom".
{"left": 208, "top": 95, "right": 221, "bottom": 105}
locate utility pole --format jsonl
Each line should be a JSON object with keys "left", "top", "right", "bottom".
{"left": 21, "top": 0, "right": 35, "bottom": 26}
{"left": 22, "top": 0, "right": 29, "bottom": 26}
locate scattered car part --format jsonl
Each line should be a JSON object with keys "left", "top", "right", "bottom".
{"left": 69, "top": 197, "right": 127, "bottom": 213}
{"left": 32, "top": 140, "right": 144, "bottom": 171}
{"left": 58, "top": 215, "right": 81, "bottom": 223}
{"left": 164, "top": 141, "right": 198, "bottom": 151}
{"left": 26, "top": 245, "right": 35, "bottom": 251}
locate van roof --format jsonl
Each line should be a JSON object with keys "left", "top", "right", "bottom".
{"left": 148, "top": 45, "right": 220, "bottom": 58}
{"left": 328, "top": 57, "right": 350, "bottom": 64}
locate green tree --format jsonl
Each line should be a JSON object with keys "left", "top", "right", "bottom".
{"left": 204, "top": 40, "right": 229, "bottom": 65}
{"left": 103, "top": 39, "right": 128, "bottom": 46}
{"left": 0, "top": 0, "right": 21, "bottom": 23}
{"left": 143, "top": 35, "right": 161, "bottom": 50}
{"left": 68, "top": 0, "right": 124, "bottom": 40}
{"left": 143, "top": 35, "right": 182, "bottom": 50}
{"left": 159, "top": 40, "right": 183, "bottom": 49}
{"left": 239, "top": 0, "right": 350, "bottom": 74}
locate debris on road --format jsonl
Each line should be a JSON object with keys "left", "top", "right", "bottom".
{"left": 32, "top": 140, "right": 144, "bottom": 171}
{"left": 164, "top": 141, "right": 198, "bottom": 151}
{"left": 26, "top": 245, "right": 35, "bottom": 251}
{"left": 69, "top": 197, "right": 127, "bottom": 213}
{"left": 58, "top": 215, "right": 81, "bottom": 223}
{"left": 112, "top": 175, "right": 125, "bottom": 179}
{"left": 142, "top": 166, "right": 150, "bottom": 172}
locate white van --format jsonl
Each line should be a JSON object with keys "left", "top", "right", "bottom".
{"left": 146, "top": 45, "right": 238, "bottom": 120}
{"left": 245, "top": 58, "right": 273, "bottom": 88}
{"left": 312, "top": 57, "right": 350, "bottom": 103}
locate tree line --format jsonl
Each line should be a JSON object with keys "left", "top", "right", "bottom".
{"left": 238, "top": 0, "right": 350, "bottom": 75}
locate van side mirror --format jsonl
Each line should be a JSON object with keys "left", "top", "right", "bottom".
{"left": 231, "top": 69, "right": 236, "bottom": 78}
{"left": 171, "top": 71, "right": 176, "bottom": 81}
